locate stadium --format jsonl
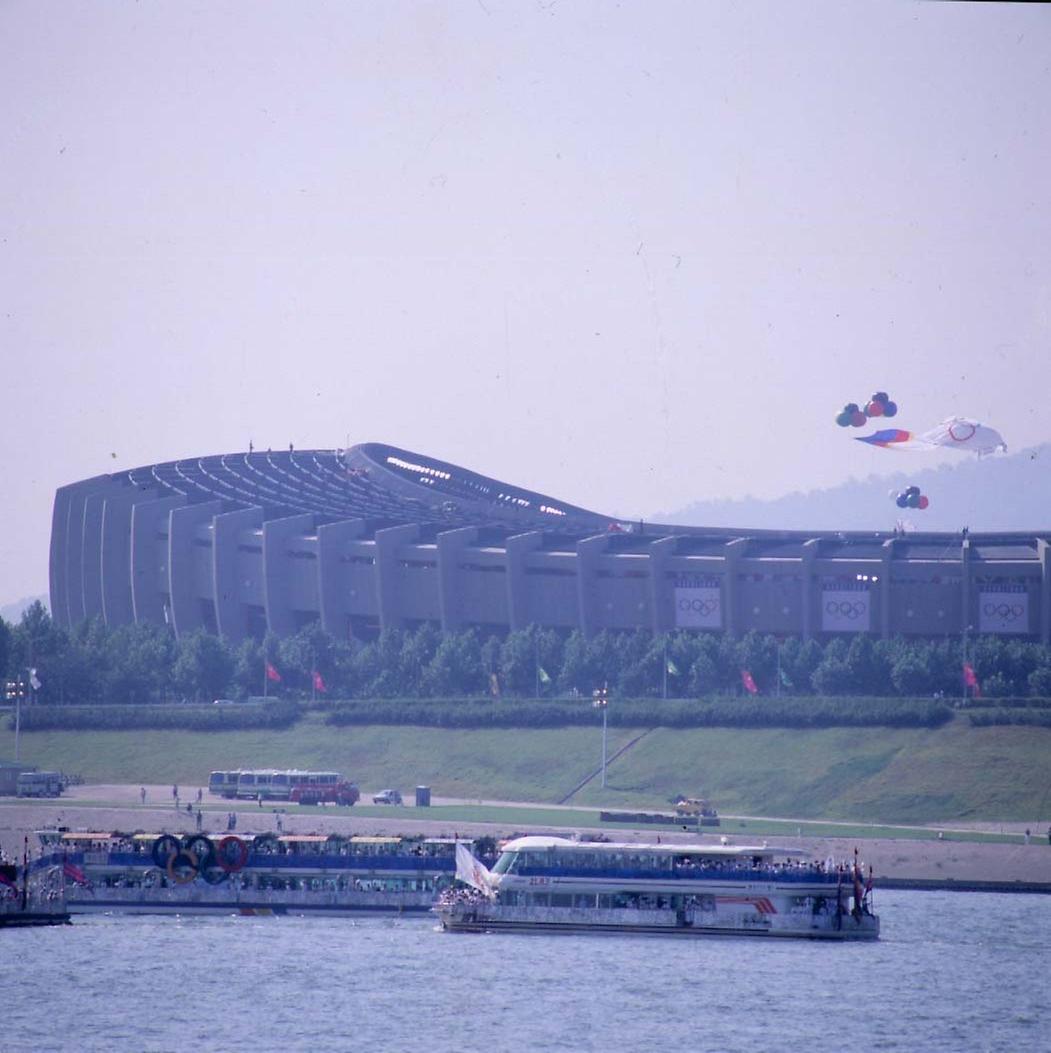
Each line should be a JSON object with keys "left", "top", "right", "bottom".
{"left": 50, "top": 443, "right": 1051, "bottom": 643}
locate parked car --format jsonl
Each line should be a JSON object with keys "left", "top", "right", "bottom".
{"left": 372, "top": 789, "right": 403, "bottom": 805}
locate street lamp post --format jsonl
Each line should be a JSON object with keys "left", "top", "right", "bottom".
{"left": 592, "top": 684, "right": 609, "bottom": 789}
{"left": 962, "top": 624, "right": 973, "bottom": 702}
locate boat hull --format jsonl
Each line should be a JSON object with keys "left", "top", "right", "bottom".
{"left": 0, "top": 910, "right": 71, "bottom": 928}
{"left": 437, "top": 905, "right": 879, "bottom": 941}
{"left": 67, "top": 888, "right": 438, "bottom": 918}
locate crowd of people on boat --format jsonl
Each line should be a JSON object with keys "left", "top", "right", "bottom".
{"left": 436, "top": 885, "right": 490, "bottom": 908}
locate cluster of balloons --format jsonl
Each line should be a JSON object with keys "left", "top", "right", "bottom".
{"left": 894, "top": 485, "right": 929, "bottom": 510}
{"left": 835, "top": 391, "right": 899, "bottom": 427}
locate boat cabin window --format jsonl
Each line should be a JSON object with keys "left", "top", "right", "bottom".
{"left": 492, "top": 852, "right": 520, "bottom": 875}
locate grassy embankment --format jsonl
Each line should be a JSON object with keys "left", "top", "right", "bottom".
{"left": 2, "top": 711, "right": 1048, "bottom": 825}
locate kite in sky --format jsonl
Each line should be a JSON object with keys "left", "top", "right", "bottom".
{"left": 857, "top": 416, "right": 1007, "bottom": 456}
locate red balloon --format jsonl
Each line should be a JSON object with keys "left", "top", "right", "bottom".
{"left": 851, "top": 411, "right": 867, "bottom": 427}
{"left": 918, "top": 495, "right": 930, "bottom": 509}
{"left": 865, "top": 400, "right": 885, "bottom": 417}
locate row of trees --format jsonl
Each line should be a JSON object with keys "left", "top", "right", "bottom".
{"left": 4, "top": 600, "right": 1051, "bottom": 705}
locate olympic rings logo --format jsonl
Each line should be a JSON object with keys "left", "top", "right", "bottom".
{"left": 150, "top": 834, "right": 247, "bottom": 885}
{"left": 982, "top": 602, "right": 1025, "bottom": 621}
{"left": 948, "top": 422, "right": 977, "bottom": 442}
{"left": 825, "top": 600, "right": 867, "bottom": 619}
{"left": 678, "top": 598, "right": 720, "bottom": 616}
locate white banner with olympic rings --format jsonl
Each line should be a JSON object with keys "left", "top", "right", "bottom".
{"left": 978, "top": 591, "right": 1029, "bottom": 634}
{"left": 821, "top": 589, "right": 871, "bottom": 632}
{"left": 674, "top": 585, "right": 723, "bottom": 629}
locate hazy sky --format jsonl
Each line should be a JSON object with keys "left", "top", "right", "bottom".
{"left": 2, "top": 1, "right": 1049, "bottom": 603}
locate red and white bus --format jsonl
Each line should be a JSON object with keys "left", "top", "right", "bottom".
{"left": 208, "top": 769, "right": 359, "bottom": 806}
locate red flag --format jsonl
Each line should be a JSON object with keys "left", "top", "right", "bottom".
{"left": 312, "top": 670, "right": 326, "bottom": 694}
{"left": 962, "top": 662, "right": 980, "bottom": 697}
{"left": 741, "top": 669, "right": 759, "bottom": 695}
{"left": 266, "top": 662, "right": 282, "bottom": 683}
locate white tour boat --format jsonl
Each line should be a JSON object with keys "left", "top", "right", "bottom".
{"left": 437, "top": 836, "right": 879, "bottom": 941}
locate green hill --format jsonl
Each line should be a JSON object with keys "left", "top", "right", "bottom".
{"left": 2, "top": 713, "right": 1048, "bottom": 822}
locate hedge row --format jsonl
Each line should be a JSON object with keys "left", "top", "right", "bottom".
{"left": 958, "top": 696, "right": 1051, "bottom": 710}
{"left": 324, "top": 696, "right": 954, "bottom": 730}
{"left": 966, "top": 709, "right": 1051, "bottom": 728}
{"left": 10, "top": 700, "right": 300, "bottom": 732}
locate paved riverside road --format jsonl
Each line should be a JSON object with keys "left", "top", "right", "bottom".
{"left": 2, "top": 783, "right": 1051, "bottom": 885}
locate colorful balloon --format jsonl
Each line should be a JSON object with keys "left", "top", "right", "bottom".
{"left": 865, "top": 400, "right": 885, "bottom": 417}
{"left": 907, "top": 492, "right": 921, "bottom": 508}
{"left": 836, "top": 411, "right": 852, "bottom": 427}
{"left": 883, "top": 401, "right": 898, "bottom": 417}
{"left": 896, "top": 494, "right": 908, "bottom": 508}
{"left": 918, "top": 495, "right": 930, "bottom": 510}
{"left": 851, "top": 411, "right": 867, "bottom": 427}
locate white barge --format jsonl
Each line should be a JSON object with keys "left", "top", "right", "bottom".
{"left": 438, "top": 836, "right": 879, "bottom": 941}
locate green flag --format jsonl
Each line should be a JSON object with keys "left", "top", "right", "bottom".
{"left": 538, "top": 666, "right": 551, "bottom": 684}
{"left": 779, "top": 668, "right": 793, "bottom": 690}
{"left": 666, "top": 658, "right": 680, "bottom": 676}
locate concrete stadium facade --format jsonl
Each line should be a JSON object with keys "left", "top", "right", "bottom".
{"left": 50, "top": 442, "right": 1051, "bottom": 644}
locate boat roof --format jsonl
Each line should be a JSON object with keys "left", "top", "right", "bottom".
{"left": 500, "top": 836, "right": 809, "bottom": 859}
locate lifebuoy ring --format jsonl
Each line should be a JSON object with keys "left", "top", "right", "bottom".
{"left": 151, "top": 834, "right": 181, "bottom": 869}
{"left": 184, "top": 834, "right": 216, "bottom": 870}
{"left": 217, "top": 835, "right": 249, "bottom": 873}
{"left": 166, "top": 849, "right": 199, "bottom": 885}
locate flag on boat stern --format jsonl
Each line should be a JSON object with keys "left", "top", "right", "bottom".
{"left": 455, "top": 843, "right": 497, "bottom": 898}
{"left": 63, "top": 859, "right": 90, "bottom": 886}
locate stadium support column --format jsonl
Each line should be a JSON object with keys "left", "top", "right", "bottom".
{"left": 81, "top": 493, "right": 106, "bottom": 621}
{"left": 374, "top": 524, "right": 419, "bottom": 632}
{"left": 168, "top": 500, "right": 222, "bottom": 639}
{"left": 213, "top": 507, "right": 264, "bottom": 644}
{"left": 800, "top": 538, "right": 821, "bottom": 640}
{"left": 576, "top": 535, "right": 608, "bottom": 637}
{"left": 647, "top": 536, "right": 679, "bottom": 634}
{"left": 317, "top": 518, "right": 366, "bottom": 637}
{"left": 880, "top": 538, "right": 896, "bottom": 639}
{"left": 437, "top": 527, "right": 479, "bottom": 633}
{"left": 49, "top": 484, "right": 75, "bottom": 628}
{"left": 131, "top": 494, "right": 185, "bottom": 627}
{"left": 263, "top": 513, "right": 315, "bottom": 637}
{"left": 1039, "top": 540, "right": 1051, "bottom": 646}
{"left": 960, "top": 536, "right": 972, "bottom": 638}
{"left": 54, "top": 477, "right": 112, "bottom": 629}
{"left": 505, "top": 531, "right": 544, "bottom": 631}
{"left": 722, "top": 538, "right": 749, "bottom": 637}
{"left": 101, "top": 489, "right": 150, "bottom": 628}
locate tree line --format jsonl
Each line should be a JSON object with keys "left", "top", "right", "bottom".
{"left": 4, "top": 600, "right": 1051, "bottom": 705}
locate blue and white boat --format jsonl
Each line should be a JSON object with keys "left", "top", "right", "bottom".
{"left": 437, "top": 836, "right": 879, "bottom": 941}
{"left": 35, "top": 830, "right": 470, "bottom": 917}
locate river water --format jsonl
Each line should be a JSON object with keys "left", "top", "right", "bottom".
{"left": 4, "top": 890, "right": 1048, "bottom": 1052}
